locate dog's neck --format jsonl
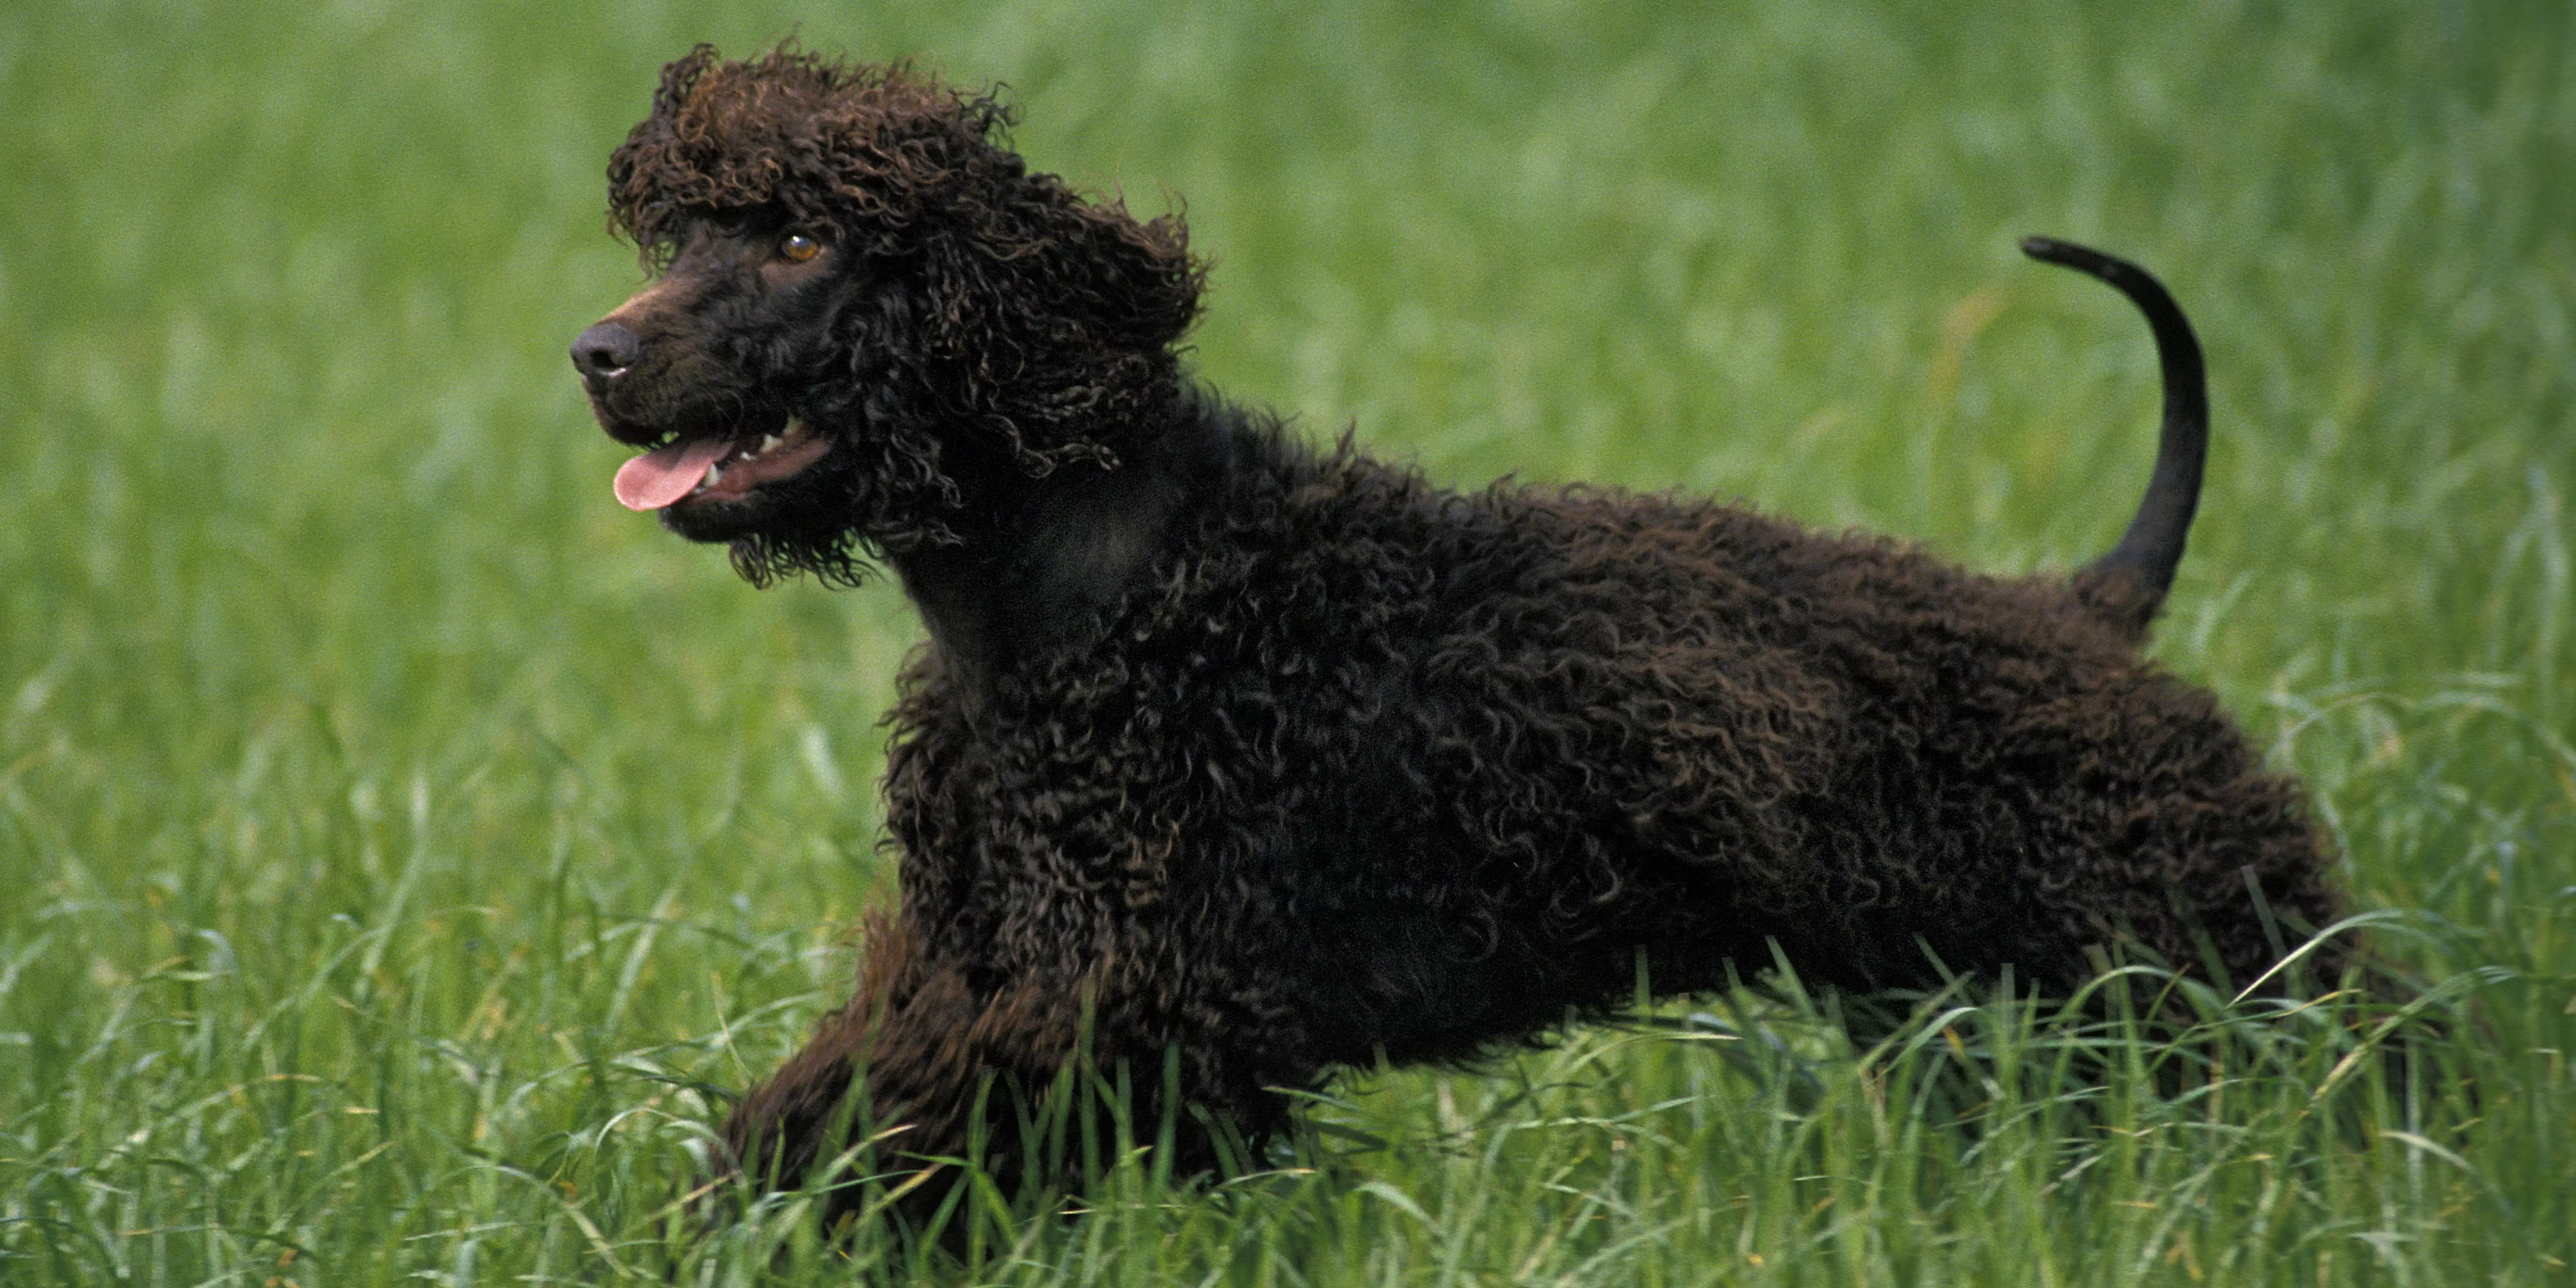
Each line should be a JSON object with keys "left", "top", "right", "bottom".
{"left": 888, "top": 410, "right": 1219, "bottom": 689}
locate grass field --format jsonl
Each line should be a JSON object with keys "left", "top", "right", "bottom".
{"left": 4, "top": 0, "right": 2572, "bottom": 1282}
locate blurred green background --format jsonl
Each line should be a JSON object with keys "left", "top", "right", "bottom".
{"left": 3, "top": 1, "right": 2570, "bottom": 1282}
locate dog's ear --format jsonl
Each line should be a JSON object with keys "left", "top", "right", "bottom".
{"left": 909, "top": 174, "right": 1206, "bottom": 475}
{"left": 924, "top": 167, "right": 1203, "bottom": 356}
{"left": 1048, "top": 197, "right": 1205, "bottom": 359}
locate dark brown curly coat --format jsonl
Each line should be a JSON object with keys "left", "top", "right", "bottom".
{"left": 570, "top": 45, "right": 2340, "bottom": 1216}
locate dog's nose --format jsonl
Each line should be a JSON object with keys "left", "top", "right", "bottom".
{"left": 571, "top": 322, "right": 643, "bottom": 389}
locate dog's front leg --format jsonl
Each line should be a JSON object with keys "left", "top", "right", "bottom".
{"left": 719, "top": 911, "right": 1107, "bottom": 1229}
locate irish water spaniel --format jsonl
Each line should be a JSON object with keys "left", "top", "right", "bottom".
{"left": 571, "top": 46, "right": 2340, "bottom": 1213}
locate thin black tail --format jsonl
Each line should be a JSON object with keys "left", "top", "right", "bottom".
{"left": 2019, "top": 236, "right": 2207, "bottom": 641}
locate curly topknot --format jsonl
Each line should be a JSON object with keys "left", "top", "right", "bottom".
{"left": 608, "top": 47, "right": 1013, "bottom": 262}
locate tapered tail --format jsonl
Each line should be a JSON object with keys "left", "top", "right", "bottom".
{"left": 2020, "top": 236, "right": 2208, "bottom": 641}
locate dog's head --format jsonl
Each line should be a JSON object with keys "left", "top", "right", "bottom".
{"left": 572, "top": 45, "right": 1205, "bottom": 585}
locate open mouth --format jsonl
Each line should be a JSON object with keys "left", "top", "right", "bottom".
{"left": 612, "top": 419, "right": 833, "bottom": 512}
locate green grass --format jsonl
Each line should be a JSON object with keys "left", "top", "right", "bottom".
{"left": 3, "top": 0, "right": 2571, "bottom": 1282}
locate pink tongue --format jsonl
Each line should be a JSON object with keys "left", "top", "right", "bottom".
{"left": 613, "top": 438, "right": 733, "bottom": 511}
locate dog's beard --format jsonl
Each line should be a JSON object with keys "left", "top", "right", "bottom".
{"left": 656, "top": 448, "right": 872, "bottom": 588}
{"left": 728, "top": 525, "right": 872, "bottom": 589}
{"left": 669, "top": 415, "right": 971, "bottom": 588}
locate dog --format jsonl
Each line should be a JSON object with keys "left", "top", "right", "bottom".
{"left": 571, "top": 45, "right": 2340, "bottom": 1218}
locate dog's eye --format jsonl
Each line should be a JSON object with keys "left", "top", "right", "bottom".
{"left": 779, "top": 234, "right": 823, "bottom": 263}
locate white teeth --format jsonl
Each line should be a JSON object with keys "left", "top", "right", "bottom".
{"left": 758, "top": 433, "right": 783, "bottom": 454}
{"left": 702, "top": 461, "right": 724, "bottom": 487}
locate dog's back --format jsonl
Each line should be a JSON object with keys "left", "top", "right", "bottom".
{"left": 881, "top": 412, "right": 2332, "bottom": 1085}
